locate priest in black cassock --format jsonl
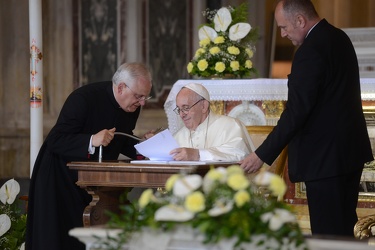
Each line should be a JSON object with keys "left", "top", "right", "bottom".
{"left": 26, "top": 62, "right": 153, "bottom": 250}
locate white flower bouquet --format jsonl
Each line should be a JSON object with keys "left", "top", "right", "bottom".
{"left": 103, "top": 165, "right": 307, "bottom": 250}
{"left": 187, "top": 3, "right": 258, "bottom": 78}
{"left": 0, "top": 179, "right": 26, "bottom": 250}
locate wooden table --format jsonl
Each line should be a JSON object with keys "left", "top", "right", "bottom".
{"left": 68, "top": 160, "right": 234, "bottom": 227}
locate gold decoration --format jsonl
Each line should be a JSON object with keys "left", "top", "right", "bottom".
{"left": 210, "top": 101, "right": 225, "bottom": 115}
{"left": 262, "top": 101, "right": 285, "bottom": 118}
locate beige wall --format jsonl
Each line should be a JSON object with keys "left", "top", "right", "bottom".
{"left": 0, "top": 0, "right": 74, "bottom": 178}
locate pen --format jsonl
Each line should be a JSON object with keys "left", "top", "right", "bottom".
{"left": 153, "top": 127, "right": 164, "bottom": 134}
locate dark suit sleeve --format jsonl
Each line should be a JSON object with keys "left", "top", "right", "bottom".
{"left": 256, "top": 45, "right": 326, "bottom": 165}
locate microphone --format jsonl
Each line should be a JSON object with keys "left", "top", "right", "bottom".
{"left": 98, "top": 132, "right": 143, "bottom": 162}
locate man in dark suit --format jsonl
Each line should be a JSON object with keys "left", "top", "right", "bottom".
{"left": 26, "top": 62, "right": 153, "bottom": 249}
{"left": 240, "top": 0, "right": 373, "bottom": 236}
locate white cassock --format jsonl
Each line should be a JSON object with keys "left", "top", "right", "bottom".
{"left": 173, "top": 112, "right": 255, "bottom": 161}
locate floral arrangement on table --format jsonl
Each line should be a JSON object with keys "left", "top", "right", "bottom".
{"left": 0, "top": 179, "right": 26, "bottom": 250}
{"left": 102, "top": 165, "right": 307, "bottom": 250}
{"left": 187, "top": 3, "right": 259, "bottom": 79}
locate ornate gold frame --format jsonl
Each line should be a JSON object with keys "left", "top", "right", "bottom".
{"left": 295, "top": 182, "right": 375, "bottom": 202}
{"left": 361, "top": 105, "right": 375, "bottom": 202}
{"left": 295, "top": 182, "right": 306, "bottom": 199}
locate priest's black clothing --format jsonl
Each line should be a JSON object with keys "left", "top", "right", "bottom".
{"left": 26, "top": 81, "right": 140, "bottom": 250}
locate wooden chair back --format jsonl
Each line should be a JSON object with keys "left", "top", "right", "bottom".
{"left": 246, "top": 126, "right": 288, "bottom": 177}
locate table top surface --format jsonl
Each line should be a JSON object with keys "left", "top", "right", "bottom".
{"left": 68, "top": 160, "right": 237, "bottom": 188}
{"left": 68, "top": 160, "right": 237, "bottom": 174}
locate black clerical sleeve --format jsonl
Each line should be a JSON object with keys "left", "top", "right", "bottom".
{"left": 45, "top": 81, "right": 140, "bottom": 161}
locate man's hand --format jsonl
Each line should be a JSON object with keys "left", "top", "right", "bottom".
{"left": 142, "top": 127, "right": 163, "bottom": 140}
{"left": 239, "top": 152, "right": 264, "bottom": 173}
{"left": 170, "top": 147, "right": 199, "bottom": 161}
{"left": 92, "top": 127, "right": 116, "bottom": 147}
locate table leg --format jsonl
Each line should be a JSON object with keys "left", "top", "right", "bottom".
{"left": 82, "top": 187, "right": 131, "bottom": 227}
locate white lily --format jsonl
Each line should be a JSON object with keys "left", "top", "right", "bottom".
{"left": 253, "top": 171, "right": 274, "bottom": 186}
{"left": 0, "top": 178, "right": 20, "bottom": 205}
{"left": 0, "top": 214, "right": 11, "bottom": 237}
{"left": 229, "top": 22, "right": 251, "bottom": 41}
{"left": 260, "top": 208, "right": 296, "bottom": 231}
{"left": 173, "top": 175, "right": 202, "bottom": 198}
{"left": 208, "top": 200, "right": 233, "bottom": 217}
{"left": 154, "top": 205, "right": 194, "bottom": 222}
{"left": 214, "top": 7, "right": 232, "bottom": 32}
{"left": 253, "top": 170, "right": 287, "bottom": 199}
{"left": 198, "top": 26, "right": 218, "bottom": 42}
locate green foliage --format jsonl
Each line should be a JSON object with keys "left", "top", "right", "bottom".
{"left": 0, "top": 199, "right": 27, "bottom": 250}
{"left": 100, "top": 166, "right": 308, "bottom": 249}
{"left": 230, "top": 2, "right": 249, "bottom": 23}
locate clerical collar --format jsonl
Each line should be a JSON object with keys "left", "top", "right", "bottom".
{"left": 189, "top": 112, "right": 210, "bottom": 148}
{"left": 190, "top": 112, "right": 211, "bottom": 133}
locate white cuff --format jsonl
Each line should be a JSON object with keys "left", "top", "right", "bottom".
{"left": 88, "top": 135, "right": 95, "bottom": 154}
{"left": 198, "top": 149, "right": 213, "bottom": 161}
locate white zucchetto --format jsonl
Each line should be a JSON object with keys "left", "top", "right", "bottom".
{"left": 183, "top": 83, "right": 210, "bottom": 101}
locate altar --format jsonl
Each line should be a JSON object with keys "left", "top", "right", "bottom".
{"left": 164, "top": 78, "right": 375, "bottom": 134}
{"left": 164, "top": 78, "right": 375, "bottom": 219}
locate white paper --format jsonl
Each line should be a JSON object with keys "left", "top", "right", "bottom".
{"left": 134, "top": 129, "right": 179, "bottom": 161}
{"left": 130, "top": 160, "right": 235, "bottom": 165}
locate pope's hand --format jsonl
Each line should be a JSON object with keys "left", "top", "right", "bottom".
{"left": 92, "top": 127, "right": 116, "bottom": 147}
{"left": 170, "top": 147, "right": 199, "bottom": 161}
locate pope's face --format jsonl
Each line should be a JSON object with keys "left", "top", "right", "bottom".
{"left": 176, "top": 89, "right": 207, "bottom": 131}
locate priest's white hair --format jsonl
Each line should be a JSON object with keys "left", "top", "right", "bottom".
{"left": 112, "top": 62, "right": 152, "bottom": 86}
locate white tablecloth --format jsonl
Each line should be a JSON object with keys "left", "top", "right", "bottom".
{"left": 164, "top": 78, "right": 375, "bottom": 134}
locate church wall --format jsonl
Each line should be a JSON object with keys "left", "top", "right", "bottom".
{"left": 0, "top": 0, "right": 74, "bottom": 178}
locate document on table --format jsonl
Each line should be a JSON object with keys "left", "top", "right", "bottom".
{"left": 132, "top": 129, "right": 238, "bottom": 165}
{"left": 130, "top": 160, "right": 238, "bottom": 165}
{"left": 134, "top": 129, "right": 179, "bottom": 161}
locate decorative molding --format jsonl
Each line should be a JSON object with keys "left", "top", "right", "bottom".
{"left": 73, "top": 0, "right": 193, "bottom": 108}
{"left": 342, "top": 27, "right": 375, "bottom": 78}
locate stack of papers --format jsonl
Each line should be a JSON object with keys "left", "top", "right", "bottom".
{"left": 130, "top": 160, "right": 232, "bottom": 165}
{"left": 134, "top": 129, "right": 179, "bottom": 161}
{"left": 132, "top": 129, "right": 237, "bottom": 165}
